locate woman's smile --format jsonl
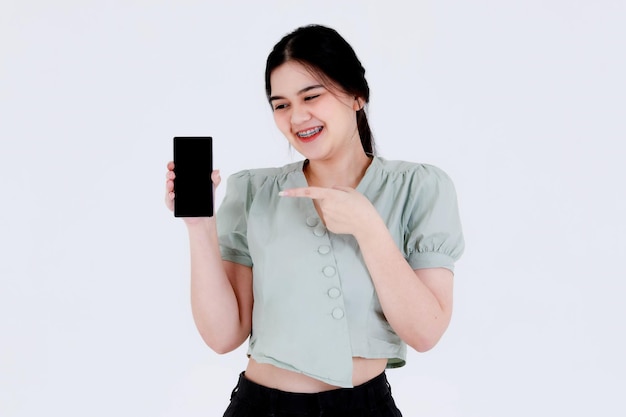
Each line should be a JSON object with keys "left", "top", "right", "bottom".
{"left": 296, "top": 126, "right": 324, "bottom": 142}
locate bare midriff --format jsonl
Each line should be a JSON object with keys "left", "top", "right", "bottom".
{"left": 244, "top": 357, "right": 388, "bottom": 393}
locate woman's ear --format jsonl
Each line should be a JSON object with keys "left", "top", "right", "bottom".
{"left": 353, "top": 97, "right": 364, "bottom": 111}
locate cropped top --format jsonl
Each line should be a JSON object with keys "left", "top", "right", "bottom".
{"left": 216, "top": 156, "right": 464, "bottom": 388}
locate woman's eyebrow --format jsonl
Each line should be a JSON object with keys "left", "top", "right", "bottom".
{"left": 269, "top": 85, "right": 324, "bottom": 102}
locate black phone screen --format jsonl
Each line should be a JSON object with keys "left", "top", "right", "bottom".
{"left": 173, "top": 137, "right": 213, "bottom": 217}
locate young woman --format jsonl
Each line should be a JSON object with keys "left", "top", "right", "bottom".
{"left": 165, "top": 24, "right": 464, "bottom": 417}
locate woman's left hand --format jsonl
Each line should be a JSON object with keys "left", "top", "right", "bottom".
{"left": 279, "top": 186, "right": 379, "bottom": 236}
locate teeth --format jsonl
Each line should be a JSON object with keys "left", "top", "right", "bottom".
{"left": 297, "top": 127, "right": 322, "bottom": 138}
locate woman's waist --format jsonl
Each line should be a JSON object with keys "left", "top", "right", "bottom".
{"left": 244, "top": 356, "right": 388, "bottom": 393}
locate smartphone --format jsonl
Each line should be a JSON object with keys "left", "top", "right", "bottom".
{"left": 173, "top": 137, "right": 213, "bottom": 217}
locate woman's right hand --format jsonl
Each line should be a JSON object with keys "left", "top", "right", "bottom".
{"left": 165, "top": 161, "right": 221, "bottom": 224}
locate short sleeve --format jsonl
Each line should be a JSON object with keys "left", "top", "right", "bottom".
{"left": 216, "top": 171, "right": 254, "bottom": 267}
{"left": 404, "top": 166, "right": 465, "bottom": 272}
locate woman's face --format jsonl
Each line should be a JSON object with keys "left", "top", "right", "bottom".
{"left": 269, "top": 61, "right": 362, "bottom": 162}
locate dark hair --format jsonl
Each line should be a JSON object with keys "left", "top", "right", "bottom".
{"left": 265, "top": 24, "right": 375, "bottom": 156}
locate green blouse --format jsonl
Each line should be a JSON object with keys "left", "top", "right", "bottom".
{"left": 217, "top": 156, "right": 464, "bottom": 388}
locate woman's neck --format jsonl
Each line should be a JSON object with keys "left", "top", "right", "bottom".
{"left": 304, "top": 151, "right": 372, "bottom": 189}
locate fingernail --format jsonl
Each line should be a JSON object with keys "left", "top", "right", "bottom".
{"left": 278, "top": 191, "right": 287, "bottom": 197}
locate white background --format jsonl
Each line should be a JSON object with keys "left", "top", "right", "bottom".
{"left": 2, "top": 1, "right": 625, "bottom": 416}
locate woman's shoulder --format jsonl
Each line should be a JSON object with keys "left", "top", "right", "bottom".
{"left": 373, "top": 157, "right": 454, "bottom": 184}
{"left": 227, "top": 161, "right": 304, "bottom": 188}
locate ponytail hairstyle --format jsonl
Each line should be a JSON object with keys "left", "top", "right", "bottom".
{"left": 265, "top": 25, "right": 376, "bottom": 156}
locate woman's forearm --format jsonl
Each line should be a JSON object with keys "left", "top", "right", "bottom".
{"left": 186, "top": 219, "right": 251, "bottom": 353}
{"left": 354, "top": 218, "right": 453, "bottom": 352}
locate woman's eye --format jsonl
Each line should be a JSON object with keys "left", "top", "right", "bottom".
{"left": 304, "top": 95, "right": 320, "bottom": 101}
{"left": 273, "top": 103, "right": 288, "bottom": 111}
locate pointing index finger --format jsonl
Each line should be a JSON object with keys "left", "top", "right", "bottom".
{"left": 279, "top": 187, "right": 331, "bottom": 199}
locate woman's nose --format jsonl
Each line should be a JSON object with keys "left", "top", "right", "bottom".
{"left": 290, "top": 103, "right": 311, "bottom": 125}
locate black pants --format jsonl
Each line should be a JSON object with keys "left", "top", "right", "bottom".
{"left": 223, "top": 371, "right": 403, "bottom": 417}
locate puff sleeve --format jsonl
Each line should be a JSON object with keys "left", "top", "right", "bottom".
{"left": 216, "top": 171, "right": 254, "bottom": 267}
{"left": 404, "top": 165, "right": 465, "bottom": 272}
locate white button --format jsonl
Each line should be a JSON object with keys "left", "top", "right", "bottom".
{"left": 322, "top": 266, "right": 336, "bottom": 277}
{"left": 306, "top": 216, "right": 319, "bottom": 227}
{"left": 318, "top": 245, "right": 331, "bottom": 255}
{"left": 313, "top": 226, "right": 326, "bottom": 237}
{"left": 328, "top": 288, "right": 341, "bottom": 298}
{"left": 332, "top": 308, "right": 344, "bottom": 319}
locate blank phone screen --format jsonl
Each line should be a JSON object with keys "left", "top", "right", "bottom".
{"left": 173, "top": 137, "right": 213, "bottom": 217}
